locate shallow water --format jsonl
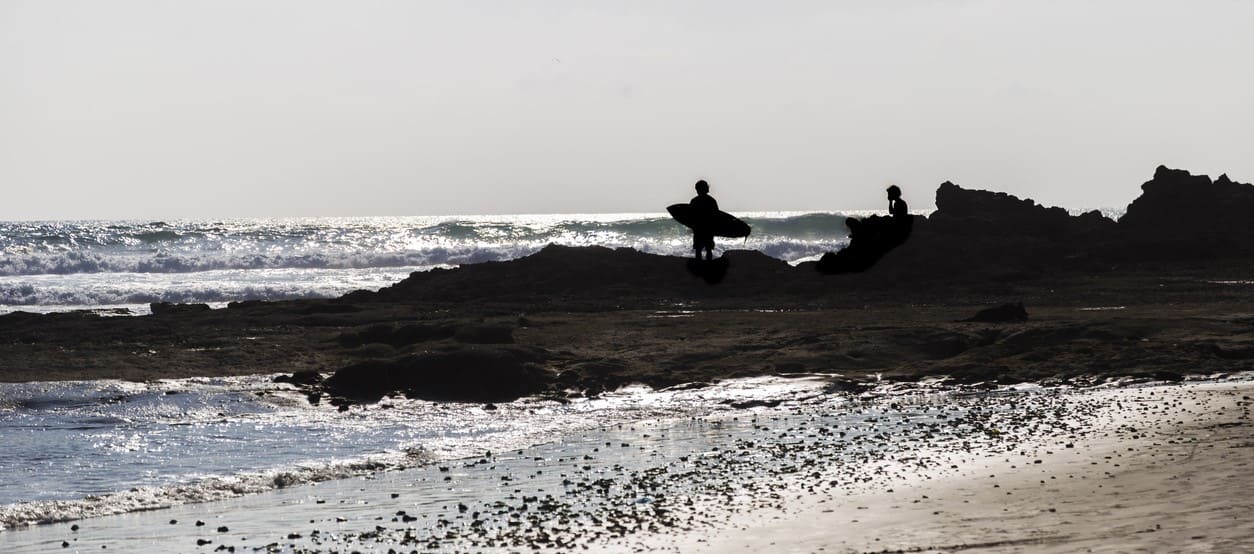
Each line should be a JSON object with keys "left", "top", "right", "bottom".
{"left": 0, "top": 375, "right": 829, "bottom": 530}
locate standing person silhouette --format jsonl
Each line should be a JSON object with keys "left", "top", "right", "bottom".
{"left": 690, "top": 180, "right": 718, "bottom": 261}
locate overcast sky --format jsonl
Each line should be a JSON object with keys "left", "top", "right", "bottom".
{"left": 1, "top": 1, "right": 1251, "bottom": 220}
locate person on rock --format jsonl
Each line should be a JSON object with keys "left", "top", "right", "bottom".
{"left": 887, "top": 184, "right": 913, "bottom": 240}
{"left": 887, "top": 185, "right": 908, "bottom": 220}
{"left": 690, "top": 180, "right": 718, "bottom": 261}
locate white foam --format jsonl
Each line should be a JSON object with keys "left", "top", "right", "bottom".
{"left": 0, "top": 375, "right": 831, "bottom": 530}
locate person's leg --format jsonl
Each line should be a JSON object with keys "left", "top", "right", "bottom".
{"left": 695, "top": 234, "right": 713, "bottom": 260}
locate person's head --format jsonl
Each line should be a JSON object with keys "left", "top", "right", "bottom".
{"left": 695, "top": 180, "right": 710, "bottom": 194}
{"left": 886, "top": 185, "right": 902, "bottom": 200}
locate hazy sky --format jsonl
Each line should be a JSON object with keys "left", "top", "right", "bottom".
{"left": 2, "top": 1, "right": 1251, "bottom": 220}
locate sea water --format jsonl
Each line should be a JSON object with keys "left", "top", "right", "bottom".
{"left": 0, "top": 375, "right": 829, "bottom": 530}
{"left": 0, "top": 212, "right": 866, "bottom": 315}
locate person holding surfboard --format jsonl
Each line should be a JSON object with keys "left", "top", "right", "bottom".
{"left": 689, "top": 180, "right": 718, "bottom": 261}
{"left": 666, "top": 180, "right": 752, "bottom": 263}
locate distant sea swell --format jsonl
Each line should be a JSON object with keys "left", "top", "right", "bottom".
{"left": 0, "top": 213, "right": 863, "bottom": 310}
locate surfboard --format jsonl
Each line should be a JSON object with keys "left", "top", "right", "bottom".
{"left": 667, "top": 204, "right": 751, "bottom": 238}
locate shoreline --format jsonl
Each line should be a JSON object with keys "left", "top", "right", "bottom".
{"left": 3, "top": 378, "right": 1248, "bottom": 552}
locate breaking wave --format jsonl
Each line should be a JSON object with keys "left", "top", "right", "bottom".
{"left": 0, "top": 213, "right": 859, "bottom": 308}
{"left": 0, "top": 213, "right": 854, "bottom": 277}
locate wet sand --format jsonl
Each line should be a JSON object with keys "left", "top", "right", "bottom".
{"left": 644, "top": 380, "right": 1254, "bottom": 553}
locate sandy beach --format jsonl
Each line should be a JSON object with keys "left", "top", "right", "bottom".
{"left": 642, "top": 380, "right": 1254, "bottom": 554}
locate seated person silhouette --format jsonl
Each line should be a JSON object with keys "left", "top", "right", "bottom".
{"left": 690, "top": 180, "right": 718, "bottom": 261}
{"left": 816, "top": 185, "right": 913, "bottom": 274}
{"left": 886, "top": 184, "right": 912, "bottom": 239}
{"left": 888, "top": 185, "right": 908, "bottom": 220}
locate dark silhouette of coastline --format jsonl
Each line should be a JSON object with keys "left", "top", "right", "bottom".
{"left": 2, "top": 166, "right": 1253, "bottom": 405}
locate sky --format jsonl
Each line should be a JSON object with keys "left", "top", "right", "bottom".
{"left": 1, "top": 0, "right": 1251, "bottom": 220}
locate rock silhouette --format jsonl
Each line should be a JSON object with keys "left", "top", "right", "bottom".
{"left": 963, "top": 303, "right": 1029, "bottom": 323}
{"left": 686, "top": 256, "right": 730, "bottom": 284}
{"left": 1116, "top": 165, "right": 1254, "bottom": 260}
{"left": 816, "top": 186, "right": 914, "bottom": 274}
{"left": 815, "top": 214, "right": 914, "bottom": 274}
{"left": 322, "top": 346, "right": 551, "bottom": 404}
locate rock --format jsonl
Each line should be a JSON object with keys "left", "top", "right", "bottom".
{"left": 453, "top": 325, "right": 515, "bottom": 344}
{"left": 685, "top": 256, "right": 730, "bottom": 284}
{"left": 225, "top": 300, "right": 266, "bottom": 310}
{"left": 1116, "top": 165, "right": 1254, "bottom": 259}
{"left": 931, "top": 182, "right": 1088, "bottom": 240}
{"left": 322, "top": 346, "right": 552, "bottom": 403}
{"left": 964, "top": 303, "right": 1029, "bottom": 323}
{"left": 815, "top": 215, "right": 914, "bottom": 274}
{"left": 337, "top": 323, "right": 454, "bottom": 348}
{"left": 274, "top": 370, "right": 323, "bottom": 386}
{"left": 728, "top": 399, "right": 783, "bottom": 409}
{"left": 149, "top": 302, "right": 211, "bottom": 316}
{"left": 358, "top": 244, "right": 796, "bottom": 304}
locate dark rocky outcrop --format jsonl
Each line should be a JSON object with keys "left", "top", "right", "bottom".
{"left": 150, "top": 302, "right": 212, "bottom": 316}
{"left": 964, "top": 303, "right": 1029, "bottom": 323}
{"left": 336, "top": 323, "right": 455, "bottom": 348}
{"left": 321, "top": 346, "right": 552, "bottom": 403}
{"left": 361, "top": 245, "right": 799, "bottom": 305}
{"left": 815, "top": 215, "right": 913, "bottom": 274}
{"left": 1115, "top": 166, "right": 1254, "bottom": 260}
{"left": 274, "top": 370, "right": 323, "bottom": 386}
{"left": 873, "top": 182, "right": 1117, "bottom": 279}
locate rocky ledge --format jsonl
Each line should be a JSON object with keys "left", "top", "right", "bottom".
{"left": 2, "top": 166, "right": 1253, "bottom": 406}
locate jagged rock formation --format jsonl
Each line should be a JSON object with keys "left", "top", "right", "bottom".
{"left": 1115, "top": 165, "right": 1254, "bottom": 260}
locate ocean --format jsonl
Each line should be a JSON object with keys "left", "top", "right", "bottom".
{"left": 0, "top": 212, "right": 863, "bottom": 315}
